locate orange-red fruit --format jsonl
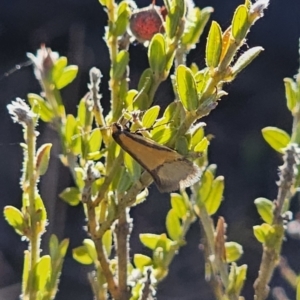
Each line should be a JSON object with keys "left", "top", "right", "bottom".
{"left": 129, "top": 5, "right": 165, "bottom": 43}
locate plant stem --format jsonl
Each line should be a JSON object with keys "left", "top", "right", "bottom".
{"left": 254, "top": 145, "right": 297, "bottom": 300}
{"left": 26, "top": 120, "right": 40, "bottom": 300}
{"left": 116, "top": 208, "right": 130, "bottom": 300}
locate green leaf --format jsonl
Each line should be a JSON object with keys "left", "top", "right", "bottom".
{"left": 102, "top": 229, "right": 112, "bottom": 257}
{"left": 116, "top": 167, "right": 132, "bottom": 193}
{"left": 165, "top": 3, "right": 183, "bottom": 39}
{"left": 148, "top": 34, "right": 166, "bottom": 78}
{"left": 138, "top": 69, "right": 153, "bottom": 94}
{"left": 166, "top": 209, "right": 182, "bottom": 241}
{"left": 170, "top": 193, "right": 188, "bottom": 219}
{"left": 52, "top": 57, "right": 68, "bottom": 83}
{"left": 284, "top": 78, "right": 299, "bottom": 112}
{"left": 198, "top": 169, "right": 214, "bottom": 204}
{"left": 49, "top": 234, "right": 59, "bottom": 260}
{"left": 134, "top": 254, "right": 152, "bottom": 270}
{"left": 261, "top": 127, "right": 290, "bottom": 153}
{"left": 225, "top": 242, "right": 243, "bottom": 263}
{"left": 74, "top": 167, "right": 85, "bottom": 190}
{"left": 113, "top": 50, "right": 129, "bottom": 80}
{"left": 114, "top": 2, "right": 130, "bottom": 36}
{"left": 36, "top": 255, "right": 51, "bottom": 290}
{"left": 124, "top": 152, "right": 141, "bottom": 181}
{"left": 254, "top": 197, "right": 274, "bottom": 224}
{"left": 59, "top": 187, "right": 81, "bottom": 206}
{"left": 28, "top": 93, "right": 54, "bottom": 122}
{"left": 139, "top": 233, "right": 161, "bottom": 250}
{"left": 55, "top": 65, "right": 78, "bottom": 89}
{"left": 151, "top": 126, "right": 173, "bottom": 144}
{"left": 73, "top": 246, "right": 93, "bottom": 265}
{"left": 3, "top": 206, "right": 26, "bottom": 235}
{"left": 232, "top": 5, "right": 249, "bottom": 42}
{"left": 194, "top": 137, "right": 209, "bottom": 152}
{"left": 203, "top": 176, "right": 224, "bottom": 215}
{"left": 176, "top": 65, "right": 198, "bottom": 111}
{"left": 83, "top": 239, "right": 97, "bottom": 262}
{"left": 132, "top": 90, "right": 150, "bottom": 111}
{"left": 35, "top": 193, "right": 47, "bottom": 224}
{"left": 142, "top": 105, "right": 160, "bottom": 129}
{"left": 65, "top": 114, "right": 81, "bottom": 154}
{"left": 22, "top": 250, "right": 30, "bottom": 295}
{"left": 88, "top": 128, "right": 102, "bottom": 153}
{"left": 175, "top": 136, "right": 189, "bottom": 156}
{"left": 190, "top": 123, "right": 205, "bottom": 149}
{"left": 234, "top": 264, "right": 248, "bottom": 295}
{"left": 181, "top": 7, "right": 213, "bottom": 49}
{"left": 205, "top": 21, "right": 222, "bottom": 68}
{"left": 231, "top": 47, "right": 264, "bottom": 78}
{"left": 59, "top": 238, "right": 69, "bottom": 258}
{"left": 36, "top": 143, "right": 52, "bottom": 176}
{"left": 253, "top": 223, "right": 273, "bottom": 244}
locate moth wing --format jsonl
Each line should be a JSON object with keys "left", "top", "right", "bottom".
{"left": 152, "top": 159, "right": 202, "bottom": 193}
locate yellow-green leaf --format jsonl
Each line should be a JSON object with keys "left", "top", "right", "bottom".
{"left": 225, "top": 242, "right": 243, "bottom": 263}
{"left": 203, "top": 176, "right": 224, "bottom": 215}
{"left": 261, "top": 127, "right": 290, "bottom": 153}
{"left": 254, "top": 197, "right": 274, "bottom": 224}
{"left": 36, "top": 143, "right": 52, "bottom": 176}
{"left": 166, "top": 209, "right": 182, "bottom": 241}
{"left": 55, "top": 65, "right": 78, "bottom": 89}
{"left": 232, "top": 5, "right": 249, "bottom": 42}
{"left": 134, "top": 254, "right": 152, "bottom": 270}
{"left": 205, "top": 21, "right": 222, "bottom": 68}
{"left": 3, "top": 206, "right": 26, "bottom": 235}
{"left": 73, "top": 246, "right": 93, "bottom": 265}
{"left": 59, "top": 187, "right": 81, "bottom": 206}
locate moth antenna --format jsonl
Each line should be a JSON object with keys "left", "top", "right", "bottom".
{"left": 0, "top": 60, "right": 33, "bottom": 81}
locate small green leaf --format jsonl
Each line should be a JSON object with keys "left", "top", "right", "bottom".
{"left": 151, "top": 126, "right": 173, "bottom": 144}
{"left": 36, "top": 143, "right": 52, "bottom": 176}
{"left": 253, "top": 223, "right": 273, "bottom": 244}
{"left": 132, "top": 90, "right": 150, "bottom": 111}
{"left": 28, "top": 93, "right": 54, "bottom": 122}
{"left": 148, "top": 34, "right": 166, "bottom": 78}
{"left": 22, "top": 250, "right": 30, "bottom": 295}
{"left": 175, "top": 136, "right": 189, "bottom": 156}
{"left": 55, "top": 65, "right": 78, "bottom": 89}
{"left": 35, "top": 193, "right": 47, "bottom": 224}
{"left": 232, "top": 5, "right": 249, "bottom": 42}
{"left": 190, "top": 123, "right": 205, "bottom": 148}
{"left": 59, "top": 238, "right": 69, "bottom": 258}
{"left": 4, "top": 206, "right": 26, "bottom": 235}
{"left": 36, "top": 255, "right": 51, "bottom": 290}
{"left": 59, "top": 187, "right": 81, "bottom": 206}
{"left": 261, "top": 127, "right": 290, "bottom": 153}
{"left": 139, "top": 233, "right": 161, "bottom": 250}
{"left": 49, "top": 234, "right": 59, "bottom": 260}
{"left": 205, "top": 21, "right": 222, "bottom": 68}
{"left": 138, "top": 68, "right": 153, "bottom": 94}
{"left": 116, "top": 167, "right": 132, "bottom": 193}
{"left": 83, "top": 239, "right": 97, "bottom": 262}
{"left": 203, "top": 176, "right": 224, "bottom": 215}
{"left": 166, "top": 209, "right": 182, "bottom": 241}
{"left": 165, "top": 4, "right": 183, "bottom": 39}
{"left": 134, "top": 254, "right": 152, "bottom": 270}
{"left": 73, "top": 246, "right": 93, "bottom": 265}
{"left": 102, "top": 229, "right": 112, "bottom": 257}
{"left": 181, "top": 7, "right": 213, "bottom": 49}
{"left": 142, "top": 105, "right": 160, "bottom": 129}
{"left": 114, "top": 2, "right": 130, "bottom": 36}
{"left": 234, "top": 264, "right": 248, "bottom": 295}
{"left": 231, "top": 47, "right": 264, "bottom": 78}
{"left": 225, "top": 242, "right": 243, "bottom": 263}
{"left": 124, "top": 152, "right": 141, "bottom": 181}
{"left": 176, "top": 65, "right": 198, "bottom": 111}
{"left": 170, "top": 193, "right": 188, "bottom": 219}
{"left": 88, "top": 128, "right": 102, "bottom": 153}
{"left": 113, "top": 50, "right": 129, "bottom": 80}
{"left": 74, "top": 167, "right": 85, "bottom": 190}
{"left": 198, "top": 169, "right": 214, "bottom": 204}
{"left": 254, "top": 197, "right": 274, "bottom": 224}
{"left": 52, "top": 57, "right": 68, "bottom": 83}
{"left": 194, "top": 137, "right": 209, "bottom": 152}
{"left": 284, "top": 78, "right": 299, "bottom": 112}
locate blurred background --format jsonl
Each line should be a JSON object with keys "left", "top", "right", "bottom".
{"left": 0, "top": 0, "right": 300, "bottom": 299}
